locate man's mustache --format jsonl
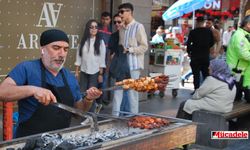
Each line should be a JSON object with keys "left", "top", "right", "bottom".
{"left": 54, "top": 57, "right": 65, "bottom": 63}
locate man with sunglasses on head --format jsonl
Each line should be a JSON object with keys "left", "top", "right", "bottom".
{"left": 113, "top": 3, "right": 148, "bottom": 116}
{"left": 0, "top": 29, "right": 102, "bottom": 138}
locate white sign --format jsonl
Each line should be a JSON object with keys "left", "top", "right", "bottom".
{"left": 204, "top": 0, "right": 221, "bottom": 10}
{"left": 36, "top": 2, "right": 63, "bottom": 27}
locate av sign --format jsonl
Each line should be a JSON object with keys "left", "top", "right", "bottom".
{"left": 36, "top": 2, "right": 63, "bottom": 27}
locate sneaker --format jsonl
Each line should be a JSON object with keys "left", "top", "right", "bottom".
{"left": 181, "top": 79, "right": 185, "bottom": 87}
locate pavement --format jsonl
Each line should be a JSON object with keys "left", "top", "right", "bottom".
{"left": 1, "top": 81, "right": 250, "bottom": 150}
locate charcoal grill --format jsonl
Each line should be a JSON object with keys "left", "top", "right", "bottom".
{"left": 0, "top": 113, "right": 196, "bottom": 150}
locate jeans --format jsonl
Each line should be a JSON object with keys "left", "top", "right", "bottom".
{"left": 120, "top": 91, "right": 130, "bottom": 112}
{"left": 128, "top": 70, "right": 140, "bottom": 113}
{"left": 79, "top": 71, "right": 98, "bottom": 112}
{"left": 112, "top": 70, "right": 140, "bottom": 116}
{"left": 112, "top": 90, "right": 130, "bottom": 116}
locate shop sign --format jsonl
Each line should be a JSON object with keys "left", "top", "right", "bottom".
{"left": 204, "top": 0, "right": 221, "bottom": 10}
{"left": 0, "top": 0, "right": 101, "bottom": 77}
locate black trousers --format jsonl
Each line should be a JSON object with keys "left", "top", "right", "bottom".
{"left": 245, "top": 89, "right": 250, "bottom": 102}
{"left": 235, "top": 76, "right": 250, "bottom": 103}
{"left": 176, "top": 101, "right": 192, "bottom": 120}
{"left": 190, "top": 59, "right": 209, "bottom": 89}
{"left": 222, "top": 45, "right": 227, "bottom": 52}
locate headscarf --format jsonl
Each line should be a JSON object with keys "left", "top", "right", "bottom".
{"left": 210, "top": 59, "right": 235, "bottom": 90}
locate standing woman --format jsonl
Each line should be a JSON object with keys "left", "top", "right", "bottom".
{"left": 75, "top": 19, "right": 106, "bottom": 112}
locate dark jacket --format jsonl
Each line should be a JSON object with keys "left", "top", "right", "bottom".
{"left": 108, "top": 31, "right": 131, "bottom": 81}
{"left": 187, "top": 27, "right": 214, "bottom": 60}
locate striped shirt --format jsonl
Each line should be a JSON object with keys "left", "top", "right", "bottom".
{"left": 119, "top": 19, "right": 148, "bottom": 70}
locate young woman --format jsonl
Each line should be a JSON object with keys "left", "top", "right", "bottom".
{"left": 75, "top": 19, "right": 106, "bottom": 112}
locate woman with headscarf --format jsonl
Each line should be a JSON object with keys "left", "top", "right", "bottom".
{"left": 176, "top": 59, "right": 236, "bottom": 120}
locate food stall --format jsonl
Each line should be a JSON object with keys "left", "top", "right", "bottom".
{"left": 149, "top": 39, "right": 184, "bottom": 97}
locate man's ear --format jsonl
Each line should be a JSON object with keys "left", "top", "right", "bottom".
{"left": 41, "top": 49, "right": 44, "bottom": 54}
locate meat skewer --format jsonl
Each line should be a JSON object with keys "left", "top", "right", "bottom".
{"left": 115, "top": 75, "right": 169, "bottom": 93}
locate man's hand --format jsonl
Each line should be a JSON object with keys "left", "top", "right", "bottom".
{"left": 75, "top": 72, "right": 79, "bottom": 80}
{"left": 85, "top": 87, "right": 102, "bottom": 100}
{"left": 33, "top": 87, "right": 57, "bottom": 105}
{"left": 123, "top": 47, "right": 129, "bottom": 54}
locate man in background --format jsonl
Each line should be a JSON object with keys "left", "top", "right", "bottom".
{"left": 114, "top": 3, "right": 148, "bottom": 115}
{"left": 222, "top": 26, "right": 233, "bottom": 53}
{"left": 187, "top": 17, "right": 214, "bottom": 94}
{"left": 97, "top": 12, "right": 112, "bottom": 107}
{"left": 205, "top": 17, "right": 221, "bottom": 59}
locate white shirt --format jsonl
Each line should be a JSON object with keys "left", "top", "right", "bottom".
{"left": 151, "top": 34, "right": 164, "bottom": 44}
{"left": 222, "top": 30, "right": 233, "bottom": 46}
{"left": 75, "top": 37, "right": 106, "bottom": 74}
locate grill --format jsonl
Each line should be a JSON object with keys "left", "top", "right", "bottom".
{"left": 0, "top": 113, "right": 196, "bottom": 150}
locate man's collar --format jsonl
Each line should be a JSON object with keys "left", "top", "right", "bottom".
{"left": 123, "top": 19, "right": 135, "bottom": 29}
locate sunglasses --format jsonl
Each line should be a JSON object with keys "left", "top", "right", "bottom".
{"left": 89, "top": 26, "right": 98, "bottom": 29}
{"left": 118, "top": 9, "right": 130, "bottom": 14}
{"left": 114, "top": 21, "right": 122, "bottom": 24}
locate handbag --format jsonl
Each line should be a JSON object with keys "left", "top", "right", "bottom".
{"left": 109, "top": 45, "right": 131, "bottom": 81}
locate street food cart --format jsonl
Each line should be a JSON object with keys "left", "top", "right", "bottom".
{"left": 149, "top": 48, "right": 184, "bottom": 97}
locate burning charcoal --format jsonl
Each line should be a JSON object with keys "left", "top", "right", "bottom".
{"left": 22, "top": 137, "right": 40, "bottom": 150}
{"left": 55, "top": 141, "right": 77, "bottom": 150}
{"left": 41, "top": 133, "right": 63, "bottom": 146}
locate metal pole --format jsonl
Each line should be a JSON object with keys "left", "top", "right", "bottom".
{"left": 192, "top": 10, "right": 195, "bottom": 29}
{"left": 92, "top": 0, "right": 95, "bottom": 19}
{"left": 110, "top": 0, "right": 113, "bottom": 30}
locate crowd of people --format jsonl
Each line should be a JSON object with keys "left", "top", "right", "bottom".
{"left": 150, "top": 14, "right": 250, "bottom": 121}
{"left": 177, "top": 15, "right": 250, "bottom": 121}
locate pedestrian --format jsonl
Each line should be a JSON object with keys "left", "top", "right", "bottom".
{"left": 187, "top": 16, "right": 214, "bottom": 94}
{"left": 97, "top": 11, "right": 112, "bottom": 106}
{"left": 205, "top": 17, "right": 221, "bottom": 59}
{"left": 151, "top": 26, "right": 164, "bottom": 44}
{"left": 0, "top": 29, "right": 102, "bottom": 138}
{"left": 109, "top": 14, "right": 131, "bottom": 116}
{"left": 75, "top": 20, "right": 106, "bottom": 112}
{"left": 222, "top": 26, "right": 233, "bottom": 53}
{"left": 176, "top": 59, "right": 236, "bottom": 120}
{"left": 226, "top": 15, "right": 250, "bottom": 102}
{"left": 116, "top": 2, "right": 148, "bottom": 115}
